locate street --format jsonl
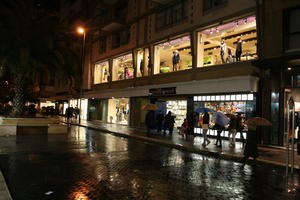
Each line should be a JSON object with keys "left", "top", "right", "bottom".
{"left": 0, "top": 126, "right": 299, "bottom": 200}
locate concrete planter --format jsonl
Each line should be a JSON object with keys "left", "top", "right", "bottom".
{"left": 0, "top": 117, "right": 68, "bottom": 135}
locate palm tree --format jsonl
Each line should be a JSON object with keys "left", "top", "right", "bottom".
{"left": 0, "top": 0, "right": 80, "bottom": 116}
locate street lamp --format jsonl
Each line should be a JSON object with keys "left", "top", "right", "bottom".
{"left": 77, "top": 26, "right": 86, "bottom": 124}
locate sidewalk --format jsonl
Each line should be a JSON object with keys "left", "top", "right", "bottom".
{"left": 60, "top": 117, "right": 300, "bottom": 169}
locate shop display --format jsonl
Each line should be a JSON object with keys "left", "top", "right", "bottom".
{"left": 166, "top": 100, "right": 187, "bottom": 127}
{"left": 113, "top": 54, "right": 134, "bottom": 81}
{"left": 172, "top": 50, "right": 180, "bottom": 71}
{"left": 108, "top": 98, "right": 129, "bottom": 125}
{"left": 154, "top": 36, "right": 192, "bottom": 74}
{"left": 199, "top": 16, "right": 257, "bottom": 66}
{"left": 94, "top": 61, "right": 109, "bottom": 84}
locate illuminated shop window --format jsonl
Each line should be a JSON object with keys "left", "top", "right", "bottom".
{"left": 137, "top": 48, "right": 150, "bottom": 77}
{"left": 94, "top": 61, "right": 109, "bottom": 84}
{"left": 231, "top": 95, "right": 236, "bottom": 101}
{"left": 248, "top": 93, "right": 254, "bottom": 101}
{"left": 193, "top": 93, "right": 255, "bottom": 102}
{"left": 197, "top": 16, "right": 257, "bottom": 67}
{"left": 112, "top": 53, "right": 134, "bottom": 81}
{"left": 154, "top": 35, "right": 192, "bottom": 74}
{"left": 193, "top": 96, "right": 198, "bottom": 101}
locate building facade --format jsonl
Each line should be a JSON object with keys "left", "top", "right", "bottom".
{"left": 48, "top": 0, "right": 300, "bottom": 146}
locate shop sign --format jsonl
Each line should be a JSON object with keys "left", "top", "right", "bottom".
{"left": 149, "top": 87, "right": 176, "bottom": 95}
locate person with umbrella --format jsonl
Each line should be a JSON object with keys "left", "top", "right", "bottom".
{"left": 156, "top": 110, "right": 164, "bottom": 133}
{"left": 242, "top": 117, "right": 272, "bottom": 164}
{"left": 213, "top": 111, "right": 229, "bottom": 148}
{"left": 145, "top": 110, "right": 156, "bottom": 136}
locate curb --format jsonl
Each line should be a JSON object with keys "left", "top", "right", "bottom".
{"left": 63, "top": 121, "right": 299, "bottom": 170}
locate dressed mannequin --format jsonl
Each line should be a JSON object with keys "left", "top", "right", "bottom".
{"left": 226, "top": 48, "right": 233, "bottom": 63}
{"left": 103, "top": 68, "right": 109, "bottom": 82}
{"left": 172, "top": 50, "right": 180, "bottom": 71}
{"left": 220, "top": 39, "right": 226, "bottom": 64}
{"left": 235, "top": 37, "right": 243, "bottom": 62}
{"left": 139, "top": 59, "right": 144, "bottom": 76}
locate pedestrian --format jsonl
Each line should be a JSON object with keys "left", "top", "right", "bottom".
{"left": 187, "top": 112, "right": 197, "bottom": 140}
{"left": 164, "top": 111, "right": 175, "bottom": 135}
{"left": 156, "top": 110, "right": 164, "bottom": 133}
{"left": 242, "top": 125, "right": 258, "bottom": 164}
{"left": 180, "top": 118, "right": 189, "bottom": 139}
{"left": 236, "top": 113, "right": 245, "bottom": 145}
{"left": 202, "top": 111, "right": 211, "bottom": 147}
{"left": 228, "top": 115, "right": 237, "bottom": 147}
{"left": 145, "top": 110, "right": 155, "bottom": 136}
{"left": 213, "top": 112, "right": 228, "bottom": 148}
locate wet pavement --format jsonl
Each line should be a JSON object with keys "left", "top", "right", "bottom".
{"left": 0, "top": 126, "right": 299, "bottom": 200}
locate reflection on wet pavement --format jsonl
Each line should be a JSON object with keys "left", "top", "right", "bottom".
{"left": 0, "top": 126, "right": 299, "bottom": 200}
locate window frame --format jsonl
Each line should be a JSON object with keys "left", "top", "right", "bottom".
{"left": 283, "top": 5, "right": 300, "bottom": 53}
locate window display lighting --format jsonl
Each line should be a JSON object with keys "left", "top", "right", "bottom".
{"left": 193, "top": 93, "right": 255, "bottom": 102}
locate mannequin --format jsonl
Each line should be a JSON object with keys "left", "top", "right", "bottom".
{"left": 220, "top": 39, "right": 226, "bottom": 64}
{"left": 139, "top": 59, "right": 144, "bottom": 76}
{"left": 226, "top": 48, "right": 233, "bottom": 63}
{"left": 235, "top": 37, "right": 243, "bottom": 61}
{"left": 172, "top": 50, "right": 180, "bottom": 71}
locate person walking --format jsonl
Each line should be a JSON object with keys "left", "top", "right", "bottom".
{"left": 228, "top": 115, "right": 237, "bottom": 147}
{"left": 236, "top": 113, "right": 245, "bottom": 146}
{"left": 164, "top": 111, "right": 175, "bottom": 135}
{"left": 156, "top": 110, "right": 164, "bottom": 133}
{"left": 202, "top": 111, "right": 211, "bottom": 147}
{"left": 180, "top": 118, "right": 189, "bottom": 139}
{"left": 187, "top": 112, "right": 196, "bottom": 140}
{"left": 242, "top": 125, "right": 258, "bottom": 164}
{"left": 145, "top": 110, "right": 155, "bottom": 136}
{"left": 213, "top": 112, "right": 228, "bottom": 148}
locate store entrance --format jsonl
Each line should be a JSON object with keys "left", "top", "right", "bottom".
{"left": 156, "top": 99, "right": 187, "bottom": 128}
{"left": 284, "top": 89, "right": 300, "bottom": 144}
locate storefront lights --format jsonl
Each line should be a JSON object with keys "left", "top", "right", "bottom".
{"left": 193, "top": 93, "right": 255, "bottom": 102}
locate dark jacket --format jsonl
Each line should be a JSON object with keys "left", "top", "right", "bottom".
{"left": 156, "top": 113, "right": 164, "bottom": 123}
{"left": 244, "top": 130, "right": 258, "bottom": 158}
{"left": 165, "top": 114, "right": 175, "bottom": 127}
{"left": 228, "top": 118, "right": 237, "bottom": 129}
{"left": 145, "top": 111, "right": 155, "bottom": 128}
{"left": 203, "top": 113, "right": 210, "bottom": 124}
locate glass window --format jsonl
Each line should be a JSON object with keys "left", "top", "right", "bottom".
{"left": 242, "top": 94, "right": 248, "bottom": 100}
{"left": 236, "top": 94, "right": 242, "bottom": 100}
{"left": 206, "top": 96, "right": 211, "bottom": 101}
{"left": 99, "top": 37, "right": 106, "bottom": 54}
{"left": 154, "top": 36, "right": 192, "bottom": 74}
{"left": 285, "top": 7, "right": 300, "bottom": 52}
{"left": 211, "top": 96, "right": 216, "bottom": 101}
{"left": 225, "top": 95, "right": 230, "bottom": 101}
{"left": 231, "top": 95, "right": 236, "bottom": 101}
{"left": 137, "top": 48, "right": 150, "bottom": 77}
{"left": 193, "top": 96, "right": 198, "bottom": 101}
{"left": 94, "top": 61, "right": 109, "bottom": 84}
{"left": 248, "top": 94, "right": 254, "bottom": 101}
{"left": 112, "top": 54, "right": 134, "bottom": 81}
{"left": 198, "top": 96, "right": 202, "bottom": 101}
{"left": 203, "top": 0, "right": 227, "bottom": 12}
{"left": 197, "top": 16, "right": 257, "bottom": 67}
{"left": 216, "top": 96, "right": 220, "bottom": 101}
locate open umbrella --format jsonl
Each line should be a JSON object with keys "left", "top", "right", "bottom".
{"left": 245, "top": 117, "right": 272, "bottom": 126}
{"left": 213, "top": 112, "right": 229, "bottom": 126}
{"left": 141, "top": 104, "right": 159, "bottom": 111}
{"left": 195, "top": 107, "right": 214, "bottom": 113}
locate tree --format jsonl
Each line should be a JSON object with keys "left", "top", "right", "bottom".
{"left": 0, "top": 0, "right": 80, "bottom": 116}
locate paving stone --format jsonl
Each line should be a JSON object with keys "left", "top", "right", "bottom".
{"left": 0, "top": 126, "right": 299, "bottom": 200}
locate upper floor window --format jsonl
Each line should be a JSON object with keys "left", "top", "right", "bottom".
{"left": 99, "top": 37, "right": 106, "bottom": 54}
{"left": 112, "top": 28, "right": 131, "bottom": 49}
{"left": 112, "top": 53, "right": 134, "bottom": 81}
{"left": 94, "top": 61, "right": 109, "bottom": 84}
{"left": 197, "top": 15, "right": 257, "bottom": 67}
{"left": 203, "top": 0, "right": 227, "bottom": 12}
{"left": 284, "top": 6, "right": 300, "bottom": 52}
{"left": 156, "top": 1, "right": 188, "bottom": 30}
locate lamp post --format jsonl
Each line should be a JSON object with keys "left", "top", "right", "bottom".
{"left": 77, "top": 27, "right": 86, "bottom": 124}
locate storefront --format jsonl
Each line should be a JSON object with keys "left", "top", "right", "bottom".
{"left": 88, "top": 99, "right": 108, "bottom": 121}
{"left": 94, "top": 61, "right": 109, "bottom": 84}
{"left": 136, "top": 48, "right": 150, "bottom": 77}
{"left": 193, "top": 93, "right": 256, "bottom": 139}
{"left": 197, "top": 15, "right": 257, "bottom": 67}
{"left": 108, "top": 98, "right": 130, "bottom": 125}
{"left": 154, "top": 35, "right": 192, "bottom": 74}
{"left": 155, "top": 98, "right": 188, "bottom": 128}
{"left": 112, "top": 53, "right": 134, "bottom": 81}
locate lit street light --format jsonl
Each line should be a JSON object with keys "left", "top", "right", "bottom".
{"left": 77, "top": 27, "right": 86, "bottom": 124}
